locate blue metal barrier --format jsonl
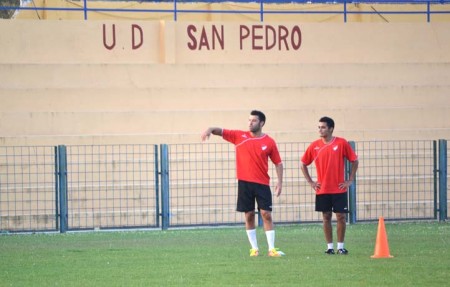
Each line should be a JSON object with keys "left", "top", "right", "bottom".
{"left": 347, "top": 141, "right": 357, "bottom": 224}
{"left": 57, "top": 145, "right": 68, "bottom": 233}
{"left": 160, "top": 144, "right": 170, "bottom": 230}
{"left": 1, "top": 1, "right": 449, "bottom": 22}
{"left": 0, "top": 140, "right": 447, "bottom": 233}
{"left": 438, "top": 139, "right": 448, "bottom": 221}
{"left": 0, "top": 146, "right": 58, "bottom": 233}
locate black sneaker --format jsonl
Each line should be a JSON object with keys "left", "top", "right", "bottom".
{"left": 337, "top": 248, "right": 348, "bottom": 255}
{"left": 324, "top": 249, "right": 335, "bottom": 255}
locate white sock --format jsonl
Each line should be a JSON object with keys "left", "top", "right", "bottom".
{"left": 327, "top": 243, "right": 334, "bottom": 250}
{"left": 265, "top": 230, "right": 275, "bottom": 250}
{"left": 337, "top": 242, "right": 344, "bottom": 250}
{"left": 246, "top": 229, "right": 258, "bottom": 250}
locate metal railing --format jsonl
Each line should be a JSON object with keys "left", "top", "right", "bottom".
{"left": 63, "top": 145, "right": 160, "bottom": 231}
{"left": 1, "top": 1, "right": 450, "bottom": 22}
{"left": 0, "top": 146, "right": 57, "bottom": 232}
{"left": 0, "top": 140, "right": 447, "bottom": 233}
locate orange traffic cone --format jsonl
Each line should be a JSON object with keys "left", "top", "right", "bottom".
{"left": 371, "top": 216, "right": 393, "bottom": 258}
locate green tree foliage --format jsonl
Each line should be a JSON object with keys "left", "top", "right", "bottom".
{"left": 0, "top": 0, "right": 20, "bottom": 19}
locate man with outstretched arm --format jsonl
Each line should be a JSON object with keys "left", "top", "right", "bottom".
{"left": 201, "top": 110, "right": 285, "bottom": 257}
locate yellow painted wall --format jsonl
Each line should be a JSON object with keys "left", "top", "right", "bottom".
{"left": 1, "top": 8, "right": 450, "bottom": 230}
{"left": 1, "top": 20, "right": 450, "bottom": 146}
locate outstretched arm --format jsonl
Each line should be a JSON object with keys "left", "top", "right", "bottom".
{"left": 201, "top": 127, "right": 223, "bottom": 141}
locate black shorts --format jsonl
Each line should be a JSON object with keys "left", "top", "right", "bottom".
{"left": 315, "top": 192, "right": 348, "bottom": 213}
{"left": 237, "top": 180, "right": 273, "bottom": 212}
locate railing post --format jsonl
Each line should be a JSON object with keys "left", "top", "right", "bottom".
{"left": 54, "top": 146, "right": 60, "bottom": 230}
{"left": 344, "top": 0, "right": 347, "bottom": 23}
{"left": 433, "top": 140, "right": 438, "bottom": 219}
{"left": 347, "top": 141, "right": 357, "bottom": 224}
{"left": 260, "top": 0, "right": 264, "bottom": 22}
{"left": 160, "top": 144, "right": 170, "bottom": 230}
{"left": 83, "top": 0, "right": 87, "bottom": 20}
{"left": 154, "top": 145, "right": 160, "bottom": 228}
{"left": 174, "top": 0, "right": 177, "bottom": 21}
{"left": 257, "top": 211, "right": 263, "bottom": 227}
{"left": 57, "top": 145, "right": 68, "bottom": 233}
{"left": 438, "top": 139, "right": 447, "bottom": 221}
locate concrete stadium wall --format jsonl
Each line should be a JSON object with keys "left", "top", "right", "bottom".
{"left": 1, "top": 20, "right": 450, "bottom": 146}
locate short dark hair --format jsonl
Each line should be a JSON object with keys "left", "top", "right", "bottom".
{"left": 319, "top": 116, "right": 335, "bottom": 129}
{"left": 251, "top": 110, "right": 266, "bottom": 123}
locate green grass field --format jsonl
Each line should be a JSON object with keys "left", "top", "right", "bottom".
{"left": 1, "top": 222, "right": 449, "bottom": 286}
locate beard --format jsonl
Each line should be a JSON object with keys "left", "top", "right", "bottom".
{"left": 249, "top": 125, "right": 261, "bottom": 133}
